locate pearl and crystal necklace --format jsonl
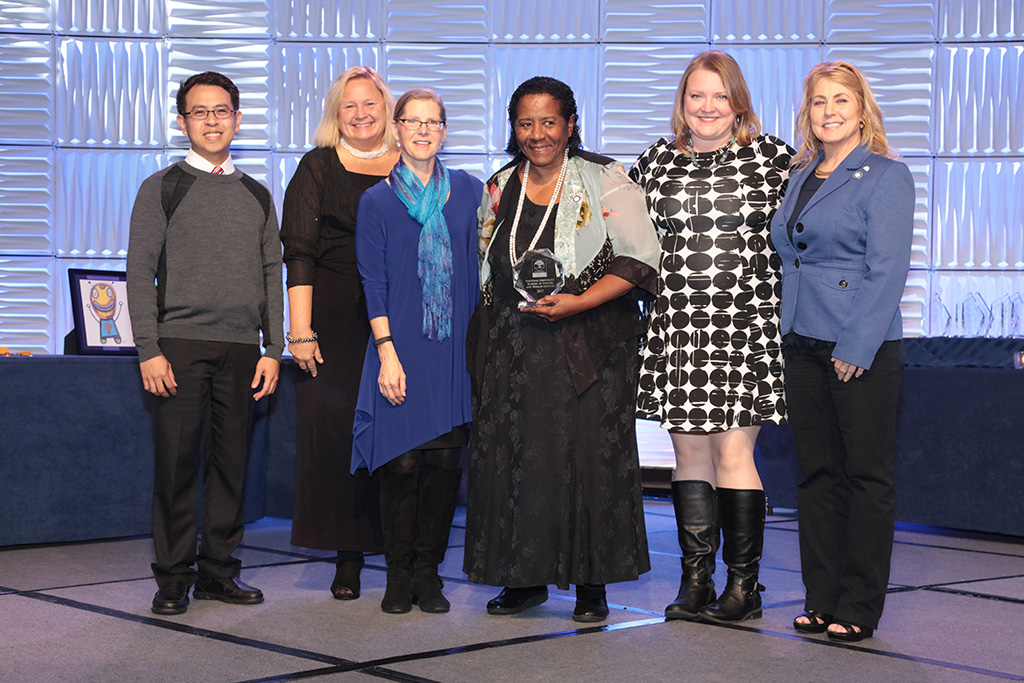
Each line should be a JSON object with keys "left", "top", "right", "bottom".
{"left": 508, "top": 148, "right": 570, "bottom": 266}
{"left": 339, "top": 136, "right": 390, "bottom": 160}
{"left": 685, "top": 136, "right": 735, "bottom": 172}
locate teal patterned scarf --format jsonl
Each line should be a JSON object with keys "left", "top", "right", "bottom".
{"left": 389, "top": 156, "right": 452, "bottom": 341}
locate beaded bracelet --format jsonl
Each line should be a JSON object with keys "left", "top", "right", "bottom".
{"left": 373, "top": 335, "right": 393, "bottom": 348}
{"left": 286, "top": 331, "right": 318, "bottom": 344}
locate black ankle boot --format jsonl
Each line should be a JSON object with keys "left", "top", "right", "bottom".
{"left": 699, "top": 488, "right": 766, "bottom": 623}
{"left": 331, "top": 551, "right": 364, "bottom": 600}
{"left": 573, "top": 584, "right": 609, "bottom": 623}
{"left": 379, "top": 467, "right": 419, "bottom": 614}
{"left": 665, "top": 480, "right": 719, "bottom": 621}
{"left": 412, "top": 465, "right": 462, "bottom": 613}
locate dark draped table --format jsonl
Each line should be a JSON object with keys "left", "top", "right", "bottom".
{"left": 753, "top": 337, "right": 1024, "bottom": 537}
{"left": 2, "top": 338, "right": 1023, "bottom": 546}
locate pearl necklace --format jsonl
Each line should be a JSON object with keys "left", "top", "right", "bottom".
{"left": 685, "top": 137, "right": 735, "bottom": 172}
{"left": 339, "top": 136, "right": 390, "bottom": 159}
{"left": 508, "top": 148, "right": 569, "bottom": 267}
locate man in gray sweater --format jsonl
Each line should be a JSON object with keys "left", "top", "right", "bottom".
{"left": 126, "top": 71, "right": 284, "bottom": 615}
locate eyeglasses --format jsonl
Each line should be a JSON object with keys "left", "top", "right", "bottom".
{"left": 395, "top": 118, "right": 446, "bottom": 132}
{"left": 184, "top": 107, "right": 238, "bottom": 121}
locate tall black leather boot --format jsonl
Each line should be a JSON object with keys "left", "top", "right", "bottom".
{"left": 699, "top": 488, "right": 766, "bottom": 623}
{"left": 412, "top": 465, "right": 462, "bottom": 613}
{"left": 379, "top": 467, "right": 419, "bottom": 614}
{"left": 665, "top": 480, "right": 719, "bottom": 621}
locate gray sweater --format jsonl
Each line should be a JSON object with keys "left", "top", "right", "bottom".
{"left": 126, "top": 161, "right": 284, "bottom": 362}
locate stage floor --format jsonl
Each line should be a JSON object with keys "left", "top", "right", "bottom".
{"left": 2, "top": 501, "right": 1022, "bottom": 682}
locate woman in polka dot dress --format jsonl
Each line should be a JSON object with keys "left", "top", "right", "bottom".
{"left": 631, "top": 51, "right": 794, "bottom": 624}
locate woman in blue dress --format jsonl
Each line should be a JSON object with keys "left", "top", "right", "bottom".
{"left": 352, "top": 88, "right": 482, "bottom": 615}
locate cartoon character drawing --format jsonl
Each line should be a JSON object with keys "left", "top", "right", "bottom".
{"left": 87, "top": 283, "right": 123, "bottom": 344}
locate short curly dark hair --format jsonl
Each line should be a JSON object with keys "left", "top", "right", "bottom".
{"left": 176, "top": 71, "right": 240, "bottom": 116}
{"left": 504, "top": 76, "right": 583, "bottom": 157}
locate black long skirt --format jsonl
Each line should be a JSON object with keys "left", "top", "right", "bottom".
{"left": 290, "top": 267, "right": 384, "bottom": 552}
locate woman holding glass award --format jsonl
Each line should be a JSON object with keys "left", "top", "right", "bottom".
{"left": 463, "top": 76, "right": 660, "bottom": 623}
{"left": 352, "top": 88, "right": 482, "bottom": 614}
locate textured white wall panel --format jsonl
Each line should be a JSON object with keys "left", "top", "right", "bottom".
{"left": 168, "top": 41, "right": 272, "bottom": 149}
{"left": 713, "top": 0, "right": 820, "bottom": 42}
{"left": 906, "top": 160, "right": 932, "bottom": 270}
{"left": 0, "top": 257, "right": 54, "bottom": 353}
{"left": 600, "top": 45, "right": 701, "bottom": 156}
{"left": 942, "top": 0, "right": 1024, "bottom": 41}
{"left": 167, "top": 0, "right": 271, "bottom": 37}
{"left": 602, "top": 1, "right": 709, "bottom": 43}
{"left": 934, "top": 159, "right": 1024, "bottom": 269}
{"left": 490, "top": 46, "right": 599, "bottom": 153}
{"left": 56, "top": 0, "right": 168, "bottom": 35}
{"left": 0, "top": 36, "right": 53, "bottom": 143}
{"left": 901, "top": 271, "right": 928, "bottom": 336}
{"left": 55, "top": 150, "right": 167, "bottom": 257}
{"left": 385, "top": 0, "right": 488, "bottom": 42}
{"left": 826, "top": 0, "right": 937, "bottom": 43}
{"left": 491, "top": 0, "right": 597, "bottom": 41}
{"left": 231, "top": 151, "right": 273, "bottom": 186}
{"left": 274, "top": 0, "right": 381, "bottom": 39}
{"left": 0, "top": 148, "right": 54, "bottom": 254}
{"left": 0, "top": 0, "right": 51, "bottom": 31}
{"left": 438, "top": 152, "right": 501, "bottom": 179}
{"left": 385, "top": 44, "right": 488, "bottom": 152}
{"left": 824, "top": 45, "right": 934, "bottom": 156}
{"left": 274, "top": 43, "right": 381, "bottom": 150}
{"left": 937, "top": 45, "right": 1024, "bottom": 155}
{"left": 730, "top": 46, "right": 821, "bottom": 145}
{"left": 272, "top": 150, "right": 303, "bottom": 209}
{"left": 57, "top": 38, "right": 167, "bottom": 146}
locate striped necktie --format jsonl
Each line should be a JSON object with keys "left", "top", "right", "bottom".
{"left": 212, "top": 166, "right": 224, "bottom": 175}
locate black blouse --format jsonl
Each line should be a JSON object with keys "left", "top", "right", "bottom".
{"left": 280, "top": 146, "right": 386, "bottom": 287}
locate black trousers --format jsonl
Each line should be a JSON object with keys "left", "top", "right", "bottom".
{"left": 782, "top": 336, "right": 902, "bottom": 630}
{"left": 150, "top": 338, "right": 259, "bottom": 587}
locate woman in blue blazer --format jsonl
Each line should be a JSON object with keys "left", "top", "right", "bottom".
{"left": 769, "top": 61, "right": 914, "bottom": 642}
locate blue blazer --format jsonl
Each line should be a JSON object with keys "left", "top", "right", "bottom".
{"left": 769, "top": 145, "right": 914, "bottom": 370}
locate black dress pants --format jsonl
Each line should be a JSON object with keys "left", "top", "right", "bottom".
{"left": 782, "top": 335, "right": 902, "bottom": 630}
{"left": 150, "top": 338, "right": 259, "bottom": 587}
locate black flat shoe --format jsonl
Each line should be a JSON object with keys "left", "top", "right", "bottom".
{"left": 486, "top": 586, "right": 548, "bottom": 615}
{"left": 827, "top": 620, "right": 874, "bottom": 642}
{"left": 572, "top": 585, "right": 609, "bottom": 623}
{"left": 152, "top": 581, "right": 190, "bottom": 615}
{"left": 193, "top": 576, "right": 264, "bottom": 605}
{"left": 793, "top": 610, "right": 833, "bottom": 634}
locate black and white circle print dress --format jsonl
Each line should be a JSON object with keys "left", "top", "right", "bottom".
{"left": 630, "top": 135, "right": 794, "bottom": 432}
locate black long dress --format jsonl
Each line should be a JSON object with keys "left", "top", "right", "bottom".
{"left": 281, "top": 146, "right": 384, "bottom": 552}
{"left": 463, "top": 176, "right": 651, "bottom": 590}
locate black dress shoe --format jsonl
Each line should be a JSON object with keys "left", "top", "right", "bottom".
{"left": 572, "top": 584, "right": 609, "bottom": 623}
{"left": 193, "top": 576, "right": 264, "bottom": 605}
{"left": 152, "top": 582, "right": 190, "bottom": 615}
{"left": 486, "top": 586, "right": 548, "bottom": 615}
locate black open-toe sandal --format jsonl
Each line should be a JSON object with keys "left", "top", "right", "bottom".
{"left": 827, "top": 620, "right": 873, "bottom": 642}
{"left": 793, "top": 610, "right": 833, "bottom": 634}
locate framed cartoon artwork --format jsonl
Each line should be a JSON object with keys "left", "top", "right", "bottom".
{"left": 67, "top": 269, "right": 137, "bottom": 356}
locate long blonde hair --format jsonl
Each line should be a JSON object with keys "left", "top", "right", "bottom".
{"left": 670, "top": 50, "right": 760, "bottom": 149}
{"left": 792, "top": 61, "right": 898, "bottom": 169}
{"left": 313, "top": 66, "right": 397, "bottom": 149}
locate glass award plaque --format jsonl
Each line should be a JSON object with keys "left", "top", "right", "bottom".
{"left": 513, "top": 248, "right": 564, "bottom": 310}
